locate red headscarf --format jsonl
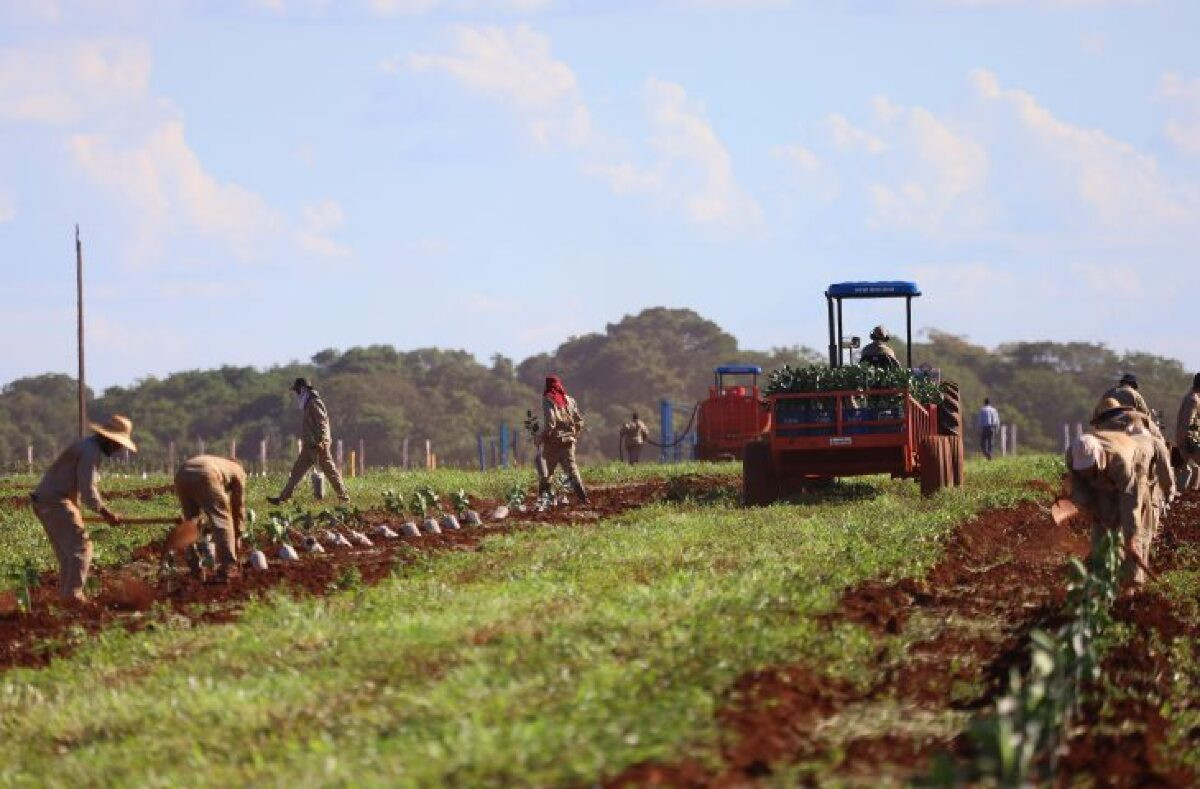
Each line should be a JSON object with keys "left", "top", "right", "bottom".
{"left": 544, "top": 376, "right": 568, "bottom": 408}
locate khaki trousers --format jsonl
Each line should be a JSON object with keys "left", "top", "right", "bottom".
{"left": 175, "top": 468, "right": 238, "bottom": 570}
{"left": 539, "top": 439, "right": 585, "bottom": 495}
{"left": 279, "top": 441, "right": 349, "bottom": 501}
{"left": 624, "top": 443, "right": 642, "bottom": 464}
{"left": 33, "top": 499, "right": 92, "bottom": 600}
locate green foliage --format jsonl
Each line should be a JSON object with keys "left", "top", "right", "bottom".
{"left": 451, "top": 489, "right": 472, "bottom": 514}
{"left": 764, "top": 364, "right": 943, "bottom": 405}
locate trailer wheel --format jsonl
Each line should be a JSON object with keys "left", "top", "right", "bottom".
{"left": 743, "top": 440, "right": 776, "bottom": 505}
{"left": 937, "top": 381, "right": 962, "bottom": 437}
{"left": 919, "top": 436, "right": 954, "bottom": 497}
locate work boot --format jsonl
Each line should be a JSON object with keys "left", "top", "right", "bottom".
{"left": 212, "top": 564, "right": 240, "bottom": 584}
{"left": 572, "top": 479, "right": 590, "bottom": 505}
{"left": 266, "top": 495, "right": 286, "bottom": 506}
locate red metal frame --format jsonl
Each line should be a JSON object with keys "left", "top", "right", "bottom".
{"left": 765, "top": 388, "right": 937, "bottom": 480}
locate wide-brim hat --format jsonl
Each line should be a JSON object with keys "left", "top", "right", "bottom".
{"left": 90, "top": 414, "right": 137, "bottom": 452}
{"left": 1090, "top": 396, "right": 1143, "bottom": 427}
{"left": 869, "top": 325, "right": 890, "bottom": 341}
{"left": 291, "top": 377, "right": 312, "bottom": 393}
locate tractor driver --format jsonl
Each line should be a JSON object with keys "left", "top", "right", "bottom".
{"left": 859, "top": 325, "right": 902, "bottom": 370}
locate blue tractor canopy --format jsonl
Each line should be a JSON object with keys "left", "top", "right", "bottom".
{"left": 713, "top": 364, "right": 762, "bottom": 390}
{"left": 824, "top": 280, "right": 922, "bottom": 368}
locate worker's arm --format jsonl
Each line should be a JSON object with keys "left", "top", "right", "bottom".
{"left": 230, "top": 473, "right": 246, "bottom": 536}
{"left": 305, "top": 397, "right": 332, "bottom": 447}
{"left": 78, "top": 440, "right": 120, "bottom": 525}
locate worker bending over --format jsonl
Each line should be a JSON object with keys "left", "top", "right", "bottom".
{"left": 1103, "top": 373, "right": 1165, "bottom": 442}
{"left": 537, "top": 376, "right": 589, "bottom": 504}
{"left": 619, "top": 412, "right": 649, "bottom": 464}
{"left": 29, "top": 416, "right": 134, "bottom": 602}
{"left": 268, "top": 378, "right": 350, "bottom": 505}
{"left": 175, "top": 455, "right": 246, "bottom": 582}
{"left": 859, "top": 325, "right": 902, "bottom": 370}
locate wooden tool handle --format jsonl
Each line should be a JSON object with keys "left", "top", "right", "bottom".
{"left": 83, "top": 516, "right": 181, "bottom": 525}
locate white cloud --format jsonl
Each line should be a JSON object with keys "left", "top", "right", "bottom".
{"left": 1158, "top": 72, "right": 1200, "bottom": 157}
{"left": 771, "top": 142, "right": 821, "bottom": 172}
{"left": 296, "top": 199, "right": 350, "bottom": 258}
{"left": 970, "top": 68, "right": 1196, "bottom": 230}
{"left": 826, "top": 112, "right": 888, "bottom": 154}
{"left": 0, "top": 39, "right": 150, "bottom": 124}
{"left": 409, "top": 25, "right": 593, "bottom": 148}
{"left": 408, "top": 26, "right": 761, "bottom": 231}
{"left": 69, "top": 121, "right": 286, "bottom": 263}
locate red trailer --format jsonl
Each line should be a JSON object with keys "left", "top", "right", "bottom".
{"left": 742, "top": 281, "right": 963, "bottom": 503}
{"left": 695, "top": 365, "right": 770, "bottom": 461}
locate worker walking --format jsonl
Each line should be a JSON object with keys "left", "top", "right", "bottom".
{"left": 268, "top": 378, "right": 350, "bottom": 505}
{"left": 619, "top": 412, "right": 649, "bottom": 464}
{"left": 1175, "top": 373, "right": 1200, "bottom": 491}
{"left": 1103, "top": 373, "right": 1165, "bottom": 442}
{"left": 174, "top": 455, "right": 246, "bottom": 582}
{"left": 859, "top": 326, "right": 902, "bottom": 370}
{"left": 28, "top": 415, "right": 134, "bottom": 602}
{"left": 977, "top": 398, "right": 1000, "bottom": 460}
{"left": 537, "top": 376, "right": 589, "bottom": 504}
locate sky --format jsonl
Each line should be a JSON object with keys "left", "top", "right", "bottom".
{"left": 1, "top": 0, "right": 1199, "bottom": 391}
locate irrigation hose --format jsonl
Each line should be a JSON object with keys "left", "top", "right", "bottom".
{"left": 644, "top": 403, "right": 701, "bottom": 449}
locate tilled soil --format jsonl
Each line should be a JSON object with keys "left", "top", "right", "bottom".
{"left": 610, "top": 497, "right": 1097, "bottom": 786}
{"left": 1056, "top": 491, "right": 1200, "bottom": 787}
{"left": 0, "top": 476, "right": 734, "bottom": 674}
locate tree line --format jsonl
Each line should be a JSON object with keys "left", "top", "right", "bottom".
{"left": 0, "top": 307, "right": 1193, "bottom": 471}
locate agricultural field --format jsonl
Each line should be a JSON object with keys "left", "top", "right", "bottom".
{"left": 0, "top": 457, "right": 1196, "bottom": 786}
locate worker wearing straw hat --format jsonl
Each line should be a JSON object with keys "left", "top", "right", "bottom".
{"left": 29, "top": 415, "right": 135, "bottom": 602}
{"left": 1102, "top": 373, "right": 1165, "bottom": 442}
{"left": 268, "top": 377, "right": 350, "bottom": 505}
{"left": 174, "top": 455, "right": 246, "bottom": 582}
{"left": 1174, "top": 373, "right": 1200, "bottom": 491}
{"left": 859, "top": 326, "right": 902, "bottom": 370}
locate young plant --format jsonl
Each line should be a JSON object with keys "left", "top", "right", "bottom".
{"left": 451, "top": 489, "right": 472, "bottom": 514}
{"left": 7, "top": 561, "right": 39, "bottom": 614}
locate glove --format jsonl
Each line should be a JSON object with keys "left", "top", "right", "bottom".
{"left": 100, "top": 507, "right": 123, "bottom": 527}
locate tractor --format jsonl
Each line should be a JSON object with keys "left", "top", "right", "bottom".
{"left": 695, "top": 365, "right": 770, "bottom": 461}
{"left": 742, "top": 280, "right": 964, "bottom": 504}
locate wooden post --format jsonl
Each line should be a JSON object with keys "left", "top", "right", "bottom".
{"left": 259, "top": 438, "right": 267, "bottom": 476}
{"left": 1074, "top": 423, "right": 1083, "bottom": 441}
{"left": 1063, "top": 423, "right": 1070, "bottom": 452}
{"left": 75, "top": 225, "right": 86, "bottom": 438}
{"left": 402, "top": 436, "right": 410, "bottom": 469}
{"left": 358, "top": 438, "right": 365, "bottom": 476}
{"left": 198, "top": 438, "right": 206, "bottom": 456}
{"left": 490, "top": 441, "right": 497, "bottom": 469}
{"left": 348, "top": 450, "right": 356, "bottom": 478}
{"left": 431, "top": 452, "right": 437, "bottom": 470}
{"left": 424, "top": 439, "right": 432, "bottom": 470}
{"left": 26, "top": 444, "right": 33, "bottom": 474}
{"left": 229, "top": 439, "right": 237, "bottom": 459}
{"left": 168, "top": 440, "right": 176, "bottom": 472}
{"left": 1011, "top": 424, "right": 1018, "bottom": 456}
{"left": 296, "top": 438, "right": 302, "bottom": 456}
{"left": 336, "top": 439, "right": 344, "bottom": 470}
{"left": 1000, "top": 425, "right": 1008, "bottom": 456}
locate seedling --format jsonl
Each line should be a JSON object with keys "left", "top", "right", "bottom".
{"left": 7, "top": 561, "right": 39, "bottom": 614}
{"left": 382, "top": 489, "right": 406, "bottom": 517}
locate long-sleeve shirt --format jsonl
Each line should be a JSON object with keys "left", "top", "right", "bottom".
{"left": 543, "top": 395, "right": 584, "bottom": 444}
{"left": 176, "top": 455, "right": 247, "bottom": 525}
{"left": 301, "top": 390, "right": 333, "bottom": 447}
{"left": 33, "top": 436, "right": 107, "bottom": 511}
{"left": 977, "top": 405, "right": 1000, "bottom": 429}
{"left": 620, "top": 419, "right": 649, "bottom": 447}
{"left": 1176, "top": 390, "right": 1200, "bottom": 448}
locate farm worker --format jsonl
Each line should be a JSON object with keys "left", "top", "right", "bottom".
{"left": 28, "top": 415, "right": 134, "bottom": 602}
{"left": 859, "top": 326, "right": 902, "bottom": 370}
{"left": 619, "top": 412, "right": 650, "bottom": 464}
{"left": 977, "top": 398, "right": 1000, "bottom": 460}
{"left": 1102, "top": 373, "right": 1165, "bottom": 442}
{"left": 1174, "top": 373, "right": 1200, "bottom": 491}
{"left": 1090, "top": 397, "right": 1176, "bottom": 548}
{"left": 537, "top": 375, "right": 590, "bottom": 504}
{"left": 267, "top": 378, "right": 350, "bottom": 505}
{"left": 1066, "top": 431, "right": 1157, "bottom": 586}
{"left": 174, "top": 455, "right": 246, "bottom": 582}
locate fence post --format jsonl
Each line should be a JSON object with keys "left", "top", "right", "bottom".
{"left": 348, "top": 450, "right": 356, "bottom": 478}
{"left": 402, "top": 436, "right": 410, "bottom": 470}
{"left": 1011, "top": 424, "right": 1018, "bottom": 456}
{"left": 259, "top": 438, "right": 267, "bottom": 476}
{"left": 1075, "top": 423, "right": 1084, "bottom": 441}
{"left": 358, "top": 439, "right": 365, "bottom": 476}
{"left": 477, "top": 434, "right": 486, "bottom": 471}
{"left": 336, "top": 438, "right": 343, "bottom": 470}
{"left": 490, "top": 441, "right": 497, "bottom": 469}
{"left": 26, "top": 444, "right": 33, "bottom": 474}
{"left": 229, "top": 439, "right": 237, "bottom": 460}
{"left": 1000, "top": 425, "right": 1008, "bottom": 456}
{"left": 197, "top": 438, "right": 205, "bottom": 456}
{"left": 499, "top": 421, "right": 510, "bottom": 469}
{"left": 1063, "top": 423, "right": 1070, "bottom": 452}
{"left": 168, "top": 440, "right": 176, "bottom": 473}
{"left": 425, "top": 439, "right": 432, "bottom": 470}
{"left": 660, "top": 399, "right": 673, "bottom": 463}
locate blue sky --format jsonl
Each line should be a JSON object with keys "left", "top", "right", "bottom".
{"left": 2, "top": 0, "right": 1198, "bottom": 390}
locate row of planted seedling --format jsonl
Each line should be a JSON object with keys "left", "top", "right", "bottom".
{"left": 928, "top": 530, "right": 1124, "bottom": 785}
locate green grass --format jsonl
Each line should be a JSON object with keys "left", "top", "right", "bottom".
{"left": 0, "top": 456, "right": 1060, "bottom": 786}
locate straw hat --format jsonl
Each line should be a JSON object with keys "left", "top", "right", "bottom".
{"left": 1090, "top": 397, "right": 1142, "bottom": 427}
{"left": 870, "top": 325, "right": 890, "bottom": 342}
{"left": 90, "top": 414, "right": 137, "bottom": 452}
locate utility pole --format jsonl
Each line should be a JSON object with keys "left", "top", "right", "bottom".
{"left": 75, "top": 225, "right": 86, "bottom": 437}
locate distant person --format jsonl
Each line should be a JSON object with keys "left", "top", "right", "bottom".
{"left": 977, "top": 398, "right": 1000, "bottom": 460}
{"left": 619, "top": 412, "right": 650, "bottom": 464}
{"left": 174, "top": 455, "right": 246, "bottom": 582}
{"left": 29, "top": 416, "right": 134, "bottom": 602}
{"left": 1175, "top": 373, "right": 1200, "bottom": 491}
{"left": 267, "top": 378, "right": 350, "bottom": 505}
{"left": 536, "top": 376, "right": 589, "bottom": 504}
{"left": 859, "top": 325, "right": 902, "bottom": 370}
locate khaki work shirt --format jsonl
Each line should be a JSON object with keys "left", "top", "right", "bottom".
{"left": 860, "top": 341, "right": 901, "bottom": 369}
{"left": 177, "top": 455, "right": 247, "bottom": 524}
{"left": 1175, "top": 390, "right": 1200, "bottom": 448}
{"left": 543, "top": 395, "right": 584, "bottom": 444}
{"left": 33, "top": 436, "right": 107, "bottom": 511}
{"left": 620, "top": 419, "right": 649, "bottom": 447}
{"left": 301, "top": 390, "right": 333, "bottom": 448}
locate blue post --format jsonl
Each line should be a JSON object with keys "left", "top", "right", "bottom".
{"left": 660, "top": 399, "right": 672, "bottom": 463}
{"left": 499, "top": 421, "right": 510, "bottom": 469}
{"left": 477, "top": 434, "right": 485, "bottom": 471}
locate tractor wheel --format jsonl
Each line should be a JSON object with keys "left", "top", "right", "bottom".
{"left": 743, "top": 440, "right": 776, "bottom": 506}
{"left": 937, "top": 381, "right": 963, "bottom": 437}
{"left": 919, "top": 436, "right": 954, "bottom": 497}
